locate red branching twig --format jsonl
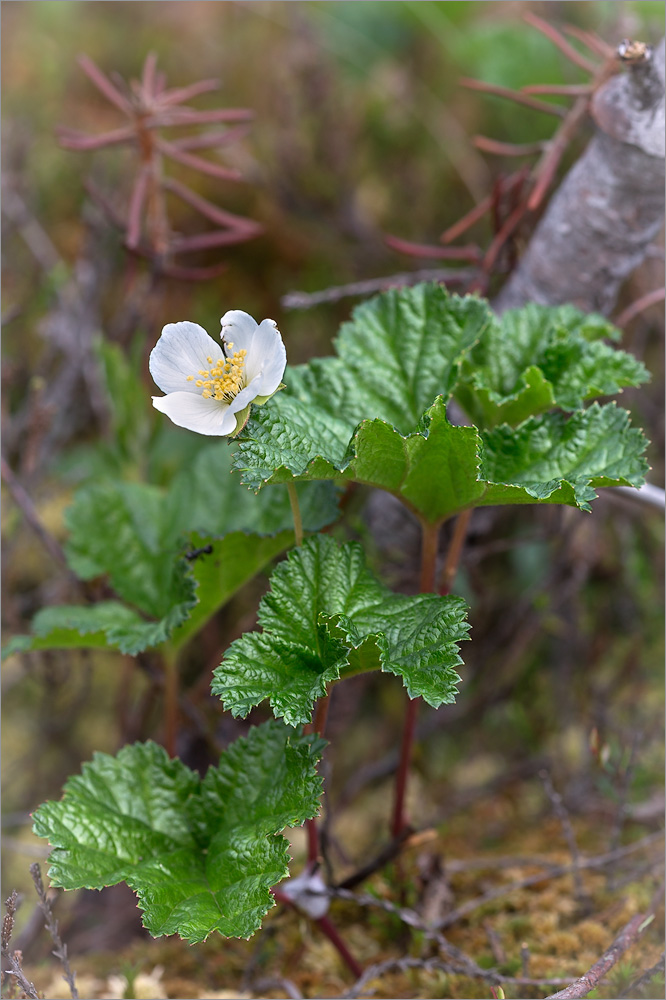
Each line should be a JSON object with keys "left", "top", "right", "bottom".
{"left": 59, "top": 53, "right": 260, "bottom": 278}
{"left": 159, "top": 78, "right": 220, "bottom": 106}
{"left": 77, "top": 54, "right": 132, "bottom": 113}
{"left": 126, "top": 165, "right": 150, "bottom": 249}
{"left": 614, "top": 287, "right": 666, "bottom": 328}
{"left": 144, "top": 107, "right": 253, "bottom": 127}
{"left": 155, "top": 136, "right": 243, "bottom": 181}
{"left": 562, "top": 24, "right": 615, "bottom": 61}
{"left": 522, "top": 11, "right": 600, "bottom": 75}
{"left": 522, "top": 83, "right": 593, "bottom": 96}
{"left": 386, "top": 16, "right": 622, "bottom": 285}
{"left": 473, "top": 137, "right": 547, "bottom": 157}
{"left": 57, "top": 124, "right": 136, "bottom": 150}
{"left": 440, "top": 194, "right": 492, "bottom": 243}
{"left": 460, "top": 77, "right": 567, "bottom": 117}
{"left": 163, "top": 176, "right": 261, "bottom": 232}
{"left": 167, "top": 124, "right": 252, "bottom": 152}
{"left": 384, "top": 234, "right": 481, "bottom": 262}
{"left": 527, "top": 94, "right": 590, "bottom": 211}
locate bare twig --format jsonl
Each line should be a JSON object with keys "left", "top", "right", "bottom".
{"left": 540, "top": 769, "right": 587, "bottom": 906}
{"left": 1, "top": 456, "right": 73, "bottom": 574}
{"left": 460, "top": 77, "right": 568, "bottom": 117}
{"left": 625, "top": 952, "right": 665, "bottom": 996}
{"left": 473, "top": 136, "right": 547, "bottom": 157}
{"left": 522, "top": 11, "right": 600, "bottom": 75}
{"left": 29, "top": 864, "right": 78, "bottom": 999}
{"left": 281, "top": 268, "right": 477, "bottom": 310}
{"left": 432, "top": 833, "right": 664, "bottom": 931}
{"left": 1, "top": 891, "right": 41, "bottom": 1000}
{"left": 562, "top": 24, "right": 615, "bottom": 61}
{"left": 342, "top": 953, "right": 571, "bottom": 999}
{"left": 544, "top": 880, "right": 665, "bottom": 999}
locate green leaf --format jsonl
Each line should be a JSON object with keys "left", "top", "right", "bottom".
{"left": 32, "top": 721, "right": 324, "bottom": 943}
{"left": 328, "top": 283, "right": 492, "bottom": 432}
{"left": 212, "top": 534, "right": 469, "bottom": 725}
{"left": 235, "top": 282, "right": 491, "bottom": 488}
{"left": 64, "top": 482, "right": 185, "bottom": 619}
{"left": 236, "top": 396, "right": 649, "bottom": 524}
{"left": 1, "top": 602, "right": 147, "bottom": 658}
{"left": 454, "top": 304, "right": 649, "bottom": 427}
{"left": 478, "top": 402, "right": 649, "bottom": 513}
{"left": 166, "top": 441, "right": 340, "bottom": 538}
{"left": 4, "top": 448, "right": 340, "bottom": 658}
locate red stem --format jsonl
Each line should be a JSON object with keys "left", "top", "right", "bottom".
{"left": 315, "top": 915, "right": 364, "bottom": 978}
{"left": 305, "top": 694, "right": 331, "bottom": 864}
{"left": 391, "top": 521, "right": 440, "bottom": 838}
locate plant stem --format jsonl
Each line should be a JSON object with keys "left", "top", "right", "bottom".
{"left": 315, "top": 914, "right": 364, "bottom": 978}
{"left": 272, "top": 888, "right": 363, "bottom": 979}
{"left": 286, "top": 482, "right": 303, "bottom": 546}
{"left": 305, "top": 693, "right": 331, "bottom": 865}
{"left": 391, "top": 520, "right": 441, "bottom": 838}
{"left": 440, "top": 509, "right": 472, "bottom": 595}
{"left": 162, "top": 650, "right": 179, "bottom": 757}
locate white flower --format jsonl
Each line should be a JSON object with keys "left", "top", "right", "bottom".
{"left": 149, "top": 310, "right": 286, "bottom": 436}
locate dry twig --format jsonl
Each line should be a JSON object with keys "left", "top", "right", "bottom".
{"left": 29, "top": 863, "right": 78, "bottom": 1000}
{"left": 540, "top": 769, "right": 587, "bottom": 906}
{"left": 281, "top": 268, "right": 476, "bottom": 310}
{"left": 544, "top": 880, "right": 665, "bottom": 999}
{"left": 1, "top": 891, "right": 40, "bottom": 1000}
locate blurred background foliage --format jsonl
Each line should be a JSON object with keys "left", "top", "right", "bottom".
{"left": 2, "top": 2, "right": 664, "bottom": 996}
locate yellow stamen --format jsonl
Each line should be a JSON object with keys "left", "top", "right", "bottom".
{"left": 188, "top": 349, "right": 247, "bottom": 402}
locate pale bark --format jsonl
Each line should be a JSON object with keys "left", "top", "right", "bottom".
{"left": 495, "top": 39, "right": 665, "bottom": 315}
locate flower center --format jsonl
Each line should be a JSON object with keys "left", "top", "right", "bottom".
{"left": 187, "top": 346, "right": 247, "bottom": 401}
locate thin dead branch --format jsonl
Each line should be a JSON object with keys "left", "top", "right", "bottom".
{"left": 1, "top": 456, "right": 74, "bottom": 576}
{"left": 29, "top": 864, "right": 78, "bottom": 1000}
{"left": 544, "top": 880, "right": 665, "bottom": 999}
{"left": 1, "top": 891, "right": 41, "bottom": 1000}
{"left": 281, "top": 268, "right": 477, "bottom": 310}
{"left": 539, "top": 769, "right": 587, "bottom": 906}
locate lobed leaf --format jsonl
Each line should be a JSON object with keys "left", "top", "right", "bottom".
{"left": 235, "top": 396, "right": 649, "bottom": 524}
{"left": 212, "top": 534, "right": 470, "bottom": 725}
{"left": 454, "top": 303, "right": 649, "bottom": 428}
{"left": 5, "top": 450, "right": 339, "bottom": 658}
{"left": 32, "top": 721, "right": 324, "bottom": 943}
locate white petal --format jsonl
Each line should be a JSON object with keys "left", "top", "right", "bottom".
{"left": 151, "top": 392, "right": 237, "bottom": 436}
{"left": 244, "top": 318, "right": 287, "bottom": 395}
{"left": 220, "top": 310, "right": 258, "bottom": 354}
{"left": 149, "top": 322, "right": 223, "bottom": 395}
{"left": 226, "top": 373, "right": 263, "bottom": 416}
